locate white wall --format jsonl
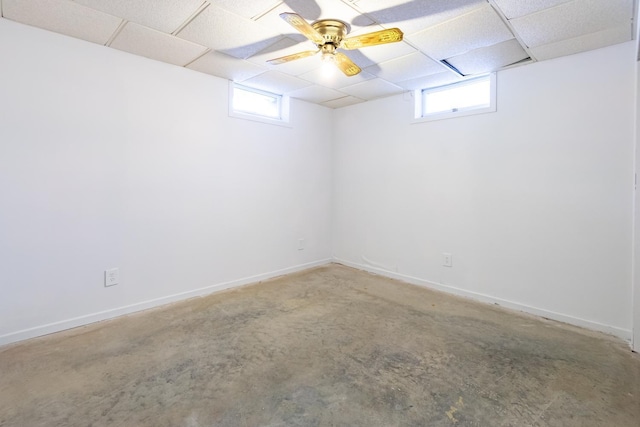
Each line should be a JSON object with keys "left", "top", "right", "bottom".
{"left": 1, "top": 18, "right": 637, "bottom": 348}
{"left": 0, "top": 19, "right": 333, "bottom": 345}
{"left": 634, "top": 4, "right": 640, "bottom": 351}
{"left": 333, "top": 42, "right": 637, "bottom": 341}
{"left": 634, "top": 61, "right": 640, "bottom": 351}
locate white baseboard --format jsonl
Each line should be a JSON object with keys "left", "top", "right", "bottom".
{"left": 334, "top": 257, "right": 633, "bottom": 343}
{"left": 0, "top": 259, "right": 332, "bottom": 347}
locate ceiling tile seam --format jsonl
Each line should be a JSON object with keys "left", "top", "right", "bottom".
{"left": 181, "top": 48, "right": 211, "bottom": 67}
{"left": 183, "top": 47, "right": 212, "bottom": 68}
{"left": 337, "top": 0, "right": 366, "bottom": 21}
{"left": 327, "top": 89, "right": 355, "bottom": 101}
{"left": 440, "top": 60, "right": 465, "bottom": 77}
{"left": 368, "top": 75, "right": 405, "bottom": 93}
{"left": 172, "top": 1, "right": 210, "bottom": 36}
{"left": 332, "top": 0, "right": 386, "bottom": 32}
{"left": 251, "top": 1, "right": 284, "bottom": 21}
{"left": 325, "top": 95, "right": 353, "bottom": 103}
{"left": 502, "top": 57, "right": 534, "bottom": 70}
{"left": 105, "top": 20, "right": 128, "bottom": 47}
{"left": 372, "top": 46, "right": 459, "bottom": 78}
{"left": 487, "top": 0, "right": 537, "bottom": 62}
{"left": 508, "top": 0, "right": 586, "bottom": 22}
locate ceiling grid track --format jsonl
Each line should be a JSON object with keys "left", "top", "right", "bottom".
{"left": 105, "top": 19, "right": 128, "bottom": 47}
{"left": 251, "top": 2, "right": 284, "bottom": 22}
{"left": 172, "top": 1, "right": 210, "bottom": 36}
{"left": 385, "top": 36, "right": 461, "bottom": 78}
{"left": 183, "top": 47, "right": 212, "bottom": 68}
{"left": 487, "top": 0, "right": 537, "bottom": 62}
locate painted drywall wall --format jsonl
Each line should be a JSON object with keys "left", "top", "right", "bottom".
{"left": 0, "top": 19, "right": 333, "bottom": 345}
{"left": 634, "top": 23, "right": 640, "bottom": 351}
{"left": 634, "top": 62, "right": 640, "bottom": 351}
{"left": 333, "top": 42, "right": 637, "bottom": 340}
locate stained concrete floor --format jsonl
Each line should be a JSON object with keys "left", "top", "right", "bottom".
{"left": 1, "top": 264, "right": 639, "bottom": 427}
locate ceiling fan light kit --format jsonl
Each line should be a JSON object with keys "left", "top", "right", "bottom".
{"left": 267, "top": 12, "right": 404, "bottom": 77}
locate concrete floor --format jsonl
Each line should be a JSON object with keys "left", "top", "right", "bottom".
{"left": 1, "top": 264, "right": 639, "bottom": 427}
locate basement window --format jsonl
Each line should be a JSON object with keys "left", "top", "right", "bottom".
{"left": 229, "top": 83, "right": 290, "bottom": 126}
{"left": 414, "top": 73, "right": 496, "bottom": 122}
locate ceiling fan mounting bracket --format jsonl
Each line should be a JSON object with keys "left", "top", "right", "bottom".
{"left": 311, "top": 19, "right": 350, "bottom": 46}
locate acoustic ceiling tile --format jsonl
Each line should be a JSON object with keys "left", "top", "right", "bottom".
{"left": 288, "top": 84, "right": 346, "bottom": 103}
{"left": 321, "top": 95, "right": 366, "bottom": 109}
{"left": 221, "top": 35, "right": 289, "bottom": 60}
{"left": 263, "top": 0, "right": 329, "bottom": 23}
{"left": 446, "top": 38, "right": 529, "bottom": 75}
{"left": 349, "top": 0, "right": 487, "bottom": 35}
{"left": 240, "top": 70, "right": 313, "bottom": 94}
{"left": 491, "top": 0, "right": 572, "bottom": 20}
{"left": 340, "top": 49, "right": 377, "bottom": 69}
{"left": 509, "top": 0, "right": 634, "bottom": 48}
{"left": 256, "top": 0, "right": 374, "bottom": 36}
{"left": 338, "top": 77, "right": 403, "bottom": 100}
{"left": 285, "top": 0, "right": 372, "bottom": 25}
{"left": 299, "top": 68, "right": 376, "bottom": 89}
{"left": 530, "top": 24, "right": 632, "bottom": 61}
{"left": 177, "top": 4, "right": 281, "bottom": 57}
{"left": 3, "top": 0, "right": 121, "bottom": 45}
{"left": 247, "top": 37, "right": 320, "bottom": 75}
{"left": 73, "top": 0, "right": 205, "bottom": 33}
{"left": 394, "top": 71, "right": 463, "bottom": 91}
{"left": 187, "top": 50, "right": 267, "bottom": 81}
{"left": 262, "top": 55, "right": 322, "bottom": 77}
{"left": 342, "top": 25, "right": 417, "bottom": 64}
{"left": 207, "top": 0, "right": 280, "bottom": 20}
{"left": 110, "top": 22, "right": 208, "bottom": 67}
{"left": 407, "top": 4, "right": 514, "bottom": 60}
{"left": 367, "top": 52, "right": 444, "bottom": 82}
{"left": 247, "top": 35, "right": 311, "bottom": 61}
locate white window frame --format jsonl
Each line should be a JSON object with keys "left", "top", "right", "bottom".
{"left": 413, "top": 73, "right": 496, "bottom": 123}
{"left": 229, "top": 82, "right": 291, "bottom": 127}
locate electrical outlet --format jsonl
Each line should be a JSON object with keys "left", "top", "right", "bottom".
{"left": 105, "top": 268, "right": 119, "bottom": 287}
{"left": 442, "top": 253, "right": 453, "bottom": 267}
{"left": 298, "top": 238, "right": 305, "bottom": 251}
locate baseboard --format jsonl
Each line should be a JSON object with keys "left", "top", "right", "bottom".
{"left": 0, "top": 259, "right": 332, "bottom": 347}
{"left": 333, "top": 257, "right": 633, "bottom": 343}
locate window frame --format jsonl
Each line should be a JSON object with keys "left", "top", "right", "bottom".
{"left": 413, "top": 73, "right": 497, "bottom": 123}
{"left": 229, "top": 82, "right": 291, "bottom": 127}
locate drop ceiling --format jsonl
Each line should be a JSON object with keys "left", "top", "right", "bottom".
{"left": 1, "top": 0, "right": 637, "bottom": 108}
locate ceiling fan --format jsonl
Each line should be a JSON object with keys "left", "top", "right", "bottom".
{"left": 266, "top": 12, "right": 404, "bottom": 77}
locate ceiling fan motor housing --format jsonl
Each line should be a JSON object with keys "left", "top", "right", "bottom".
{"left": 311, "top": 19, "right": 350, "bottom": 47}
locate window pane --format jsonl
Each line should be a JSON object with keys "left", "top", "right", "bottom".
{"left": 233, "top": 86, "right": 281, "bottom": 119}
{"left": 423, "top": 78, "right": 490, "bottom": 115}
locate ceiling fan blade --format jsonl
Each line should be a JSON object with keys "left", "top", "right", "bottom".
{"left": 334, "top": 52, "right": 361, "bottom": 76}
{"left": 266, "top": 50, "right": 319, "bottom": 65}
{"left": 341, "top": 28, "right": 403, "bottom": 50}
{"left": 279, "top": 12, "right": 325, "bottom": 45}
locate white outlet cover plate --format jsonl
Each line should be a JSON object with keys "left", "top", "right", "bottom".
{"left": 443, "top": 253, "right": 453, "bottom": 267}
{"left": 105, "top": 268, "right": 119, "bottom": 287}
